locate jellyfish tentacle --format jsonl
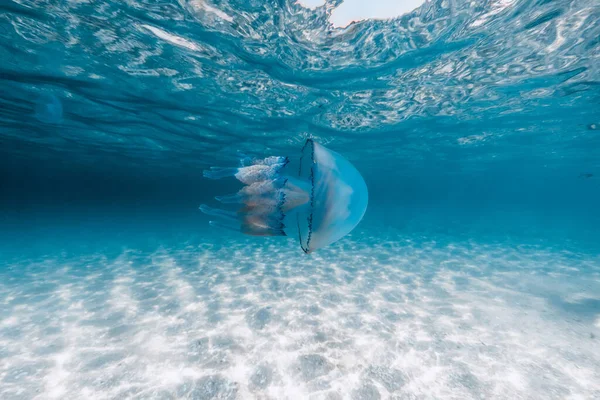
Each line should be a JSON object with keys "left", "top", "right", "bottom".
{"left": 216, "top": 178, "right": 287, "bottom": 204}
{"left": 239, "top": 155, "right": 286, "bottom": 167}
{"left": 208, "top": 220, "right": 241, "bottom": 232}
{"left": 202, "top": 157, "right": 289, "bottom": 183}
{"left": 200, "top": 195, "right": 287, "bottom": 237}
{"left": 199, "top": 204, "right": 238, "bottom": 223}
{"left": 241, "top": 220, "right": 286, "bottom": 236}
{"left": 203, "top": 167, "right": 238, "bottom": 180}
{"left": 240, "top": 189, "right": 287, "bottom": 236}
{"left": 259, "top": 156, "right": 288, "bottom": 166}
{"left": 234, "top": 162, "right": 288, "bottom": 185}
{"left": 243, "top": 178, "right": 286, "bottom": 195}
{"left": 215, "top": 193, "right": 243, "bottom": 204}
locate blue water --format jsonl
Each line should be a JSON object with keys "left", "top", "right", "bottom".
{"left": 1, "top": 0, "right": 599, "bottom": 399}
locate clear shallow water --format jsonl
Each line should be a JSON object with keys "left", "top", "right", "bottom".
{"left": 1, "top": 0, "right": 600, "bottom": 399}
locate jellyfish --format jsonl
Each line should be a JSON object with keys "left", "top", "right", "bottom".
{"left": 200, "top": 139, "right": 368, "bottom": 253}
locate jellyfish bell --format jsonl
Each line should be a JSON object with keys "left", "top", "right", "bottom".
{"left": 295, "top": 140, "right": 369, "bottom": 253}
{"left": 201, "top": 139, "right": 368, "bottom": 253}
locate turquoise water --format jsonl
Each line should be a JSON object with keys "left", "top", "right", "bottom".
{"left": 1, "top": 0, "right": 600, "bottom": 399}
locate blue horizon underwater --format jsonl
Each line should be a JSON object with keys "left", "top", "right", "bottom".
{"left": 1, "top": 0, "right": 600, "bottom": 399}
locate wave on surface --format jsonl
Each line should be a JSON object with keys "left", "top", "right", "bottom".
{"left": 0, "top": 0, "right": 598, "bottom": 171}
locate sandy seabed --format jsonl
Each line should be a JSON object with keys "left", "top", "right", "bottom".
{"left": 1, "top": 234, "right": 599, "bottom": 400}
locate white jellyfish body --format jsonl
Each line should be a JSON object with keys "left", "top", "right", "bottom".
{"left": 201, "top": 139, "right": 368, "bottom": 253}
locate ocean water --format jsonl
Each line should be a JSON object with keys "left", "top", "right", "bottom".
{"left": 1, "top": 0, "right": 600, "bottom": 399}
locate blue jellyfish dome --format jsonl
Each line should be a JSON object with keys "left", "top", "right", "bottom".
{"left": 296, "top": 139, "right": 369, "bottom": 253}
{"left": 201, "top": 139, "right": 368, "bottom": 253}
